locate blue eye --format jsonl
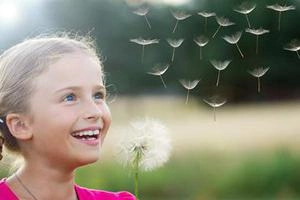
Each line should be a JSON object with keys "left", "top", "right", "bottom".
{"left": 63, "top": 94, "right": 76, "bottom": 102}
{"left": 94, "top": 92, "right": 105, "bottom": 100}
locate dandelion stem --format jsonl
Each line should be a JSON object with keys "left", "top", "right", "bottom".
{"left": 278, "top": 11, "right": 281, "bottom": 31}
{"left": 144, "top": 15, "right": 151, "bottom": 29}
{"left": 213, "top": 107, "right": 216, "bottom": 122}
{"left": 245, "top": 14, "right": 251, "bottom": 28}
{"left": 160, "top": 75, "right": 167, "bottom": 88}
{"left": 185, "top": 89, "right": 190, "bottom": 104}
{"left": 172, "top": 20, "right": 179, "bottom": 33}
{"left": 296, "top": 51, "right": 300, "bottom": 59}
{"left": 134, "top": 150, "right": 142, "bottom": 199}
{"left": 141, "top": 45, "right": 145, "bottom": 64}
{"left": 212, "top": 25, "right": 221, "bottom": 38}
{"left": 172, "top": 48, "right": 175, "bottom": 62}
{"left": 204, "top": 18, "right": 208, "bottom": 32}
{"left": 216, "top": 70, "right": 220, "bottom": 86}
{"left": 200, "top": 47, "right": 202, "bottom": 60}
{"left": 256, "top": 35, "right": 259, "bottom": 54}
{"left": 236, "top": 43, "right": 244, "bottom": 58}
{"left": 257, "top": 77, "right": 261, "bottom": 93}
{"left": 134, "top": 170, "right": 139, "bottom": 199}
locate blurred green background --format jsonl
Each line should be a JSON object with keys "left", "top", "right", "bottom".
{"left": 0, "top": 0, "right": 300, "bottom": 199}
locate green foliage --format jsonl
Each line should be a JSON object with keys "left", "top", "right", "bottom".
{"left": 74, "top": 149, "right": 300, "bottom": 200}
{"left": 216, "top": 149, "right": 300, "bottom": 198}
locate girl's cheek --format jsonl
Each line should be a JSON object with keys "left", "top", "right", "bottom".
{"left": 104, "top": 106, "right": 112, "bottom": 124}
{"left": 105, "top": 109, "right": 112, "bottom": 123}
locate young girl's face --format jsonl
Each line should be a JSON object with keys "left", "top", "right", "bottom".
{"left": 25, "top": 52, "right": 111, "bottom": 168}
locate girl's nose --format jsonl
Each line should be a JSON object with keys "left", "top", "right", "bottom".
{"left": 82, "top": 100, "right": 102, "bottom": 121}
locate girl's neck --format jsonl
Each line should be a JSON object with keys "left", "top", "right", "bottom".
{"left": 7, "top": 162, "right": 78, "bottom": 200}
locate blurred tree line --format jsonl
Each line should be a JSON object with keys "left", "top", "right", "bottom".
{"left": 0, "top": 0, "right": 299, "bottom": 103}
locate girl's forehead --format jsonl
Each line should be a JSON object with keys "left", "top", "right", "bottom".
{"left": 34, "top": 53, "right": 104, "bottom": 89}
{"left": 58, "top": 52, "right": 100, "bottom": 64}
{"left": 49, "top": 53, "right": 102, "bottom": 73}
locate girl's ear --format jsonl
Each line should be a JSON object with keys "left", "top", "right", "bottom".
{"left": 5, "top": 113, "right": 33, "bottom": 140}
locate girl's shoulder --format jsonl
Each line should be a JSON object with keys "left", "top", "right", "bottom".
{"left": 0, "top": 179, "right": 135, "bottom": 200}
{"left": 0, "top": 178, "right": 19, "bottom": 200}
{"left": 75, "top": 184, "right": 136, "bottom": 200}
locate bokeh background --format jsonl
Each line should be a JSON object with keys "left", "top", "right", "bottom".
{"left": 0, "top": 0, "right": 300, "bottom": 199}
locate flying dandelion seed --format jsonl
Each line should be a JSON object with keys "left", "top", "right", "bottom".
{"left": 210, "top": 60, "right": 231, "bottom": 86}
{"left": 133, "top": 6, "right": 152, "bottom": 29}
{"left": 166, "top": 38, "right": 184, "bottom": 62}
{"left": 266, "top": 3, "right": 296, "bottom": 31}
{"left": 223, "top": 31, "right": 244, "bottom": 58}
{"left": 147, "top": 63, "right": 170, "bottom": 88}
{"left": 212, "top": 16, "right": 235, "bottom": 38}
{"left": 171, "top": 10, "right": 191, "bottom": 33}
{"left": 284, "top": 39, "right": 300, "bottom": 59}
{"left": 245, "top": 27, "right": 270, "bottom": 54}
{"left": 234, "top": 1, "right": 256, "bottom": 28}
{"left": 117, "top": 118, "right": 171, "bottom": 199}
{"left": 203, "top": 95, "right": 226, "bottom": 122}
{"left": 248, "top": 67, "right": 270, "bottom": 93}
{"left": 197, "top": 11, "right": 216, "bottom": 32}
{"left": 194, "top": 35, "right": 209, "bottom": 60}
{"left": 130, "top": 37, "right": 159, "bottom": 63}
{"left": 179, "top": 79, "right": 200, "bottom": 104}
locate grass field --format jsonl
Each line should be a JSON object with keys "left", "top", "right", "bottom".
{"left": 103, "top": 95, "right": 300, "bottom": 157}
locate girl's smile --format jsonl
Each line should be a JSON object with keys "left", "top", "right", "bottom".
{"left": 71, "top": 127, "right": 102, "bottom": 146}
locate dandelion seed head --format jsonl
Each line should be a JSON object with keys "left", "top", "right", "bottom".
{"left": 234, "top": 1, "right": 256, "bottom": 14}
{"left": 284, "top": 39, "right": 300, "bottom": 51}
{"left": 223, "top": 31, "right": 242, "bottom": 44}
{"left": 194, "top": 35, "right": 209, "bottom": 47}
{"left": 133, "top": 7, "right": 149, "bottom": 16}
{"left": 130, "top": 38, "right": 159, "bottom": 45}
{"left": 248, "top": 67, "right": 270, "bottom": 78}
{"left": 245, "top": 28, "right": 270, "bottom": 35}
{"left": 147, "top": 63, "right": 169, "bottom": 76}
{"left": 267, "top": 4, "right": 296, "bottom": 12}
{"left": 203, "top": 95, "right": 227, "bottom": 108}
{"left": 197, "top": 11, "right": 216, "bottom": 18}
{"left": 216, "top": 16, "right": 235, "bottom": 27}
{"left": 117, "top": 118, "right": 172, "bottom": 171}
{"left": 179, "top": 79, "right": 200, "bottom": 90}
{"left": 210, "top": 60, "right": 231, "bottom": 70}
{"left": 167, "top": 38, "right": 184, "bottom": 48}
{"left": 171, "top": 10, "right": 192, "bottom": 20}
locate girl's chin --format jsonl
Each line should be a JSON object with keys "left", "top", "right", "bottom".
{"left": 74, "top": 153, "right": 100, "bottom": 167}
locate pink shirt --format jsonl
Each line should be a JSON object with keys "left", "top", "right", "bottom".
{"left": 0, "top": 179, "right": 136, "bottom": 200}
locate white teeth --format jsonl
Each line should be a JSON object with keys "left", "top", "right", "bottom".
{"left": 72, "top": 130, "right": 100, "bottom": 137}
{"left": 88, "top": 131, "right": 94, "bottom": 136}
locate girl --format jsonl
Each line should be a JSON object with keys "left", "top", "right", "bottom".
{"left": 0, "top": 34, "right": 136, "bottom": 200}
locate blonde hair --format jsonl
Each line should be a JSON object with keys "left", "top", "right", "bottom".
{"left": 0, "top": 33, "right": 103, "bottom": 159}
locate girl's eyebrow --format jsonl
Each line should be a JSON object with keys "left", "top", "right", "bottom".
{"left": 54, "top": 85, "right": 106, "bottom": 94}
